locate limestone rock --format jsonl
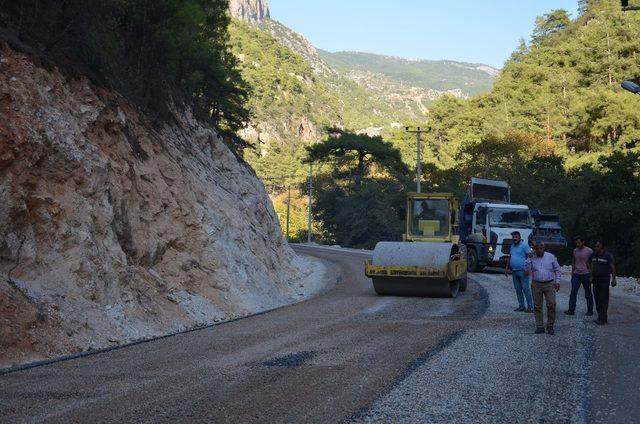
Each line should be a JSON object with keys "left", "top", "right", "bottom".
{"left": 0, "top": 42, "right": 307, "bottom": 367}
{"left": 229, "top": 0, "right": 270, "bottom": 23}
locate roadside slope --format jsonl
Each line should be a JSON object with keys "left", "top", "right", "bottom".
{"left": 0, "top": 42, "right": 318, "bottom": 368}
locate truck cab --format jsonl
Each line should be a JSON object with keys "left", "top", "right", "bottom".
{"left": 530, "top": 210, "right": 567, "bottom": 253}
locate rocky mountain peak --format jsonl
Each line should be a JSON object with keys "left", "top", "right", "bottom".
{"left": 229, "top": 0, "right": 270, "bottom": 23}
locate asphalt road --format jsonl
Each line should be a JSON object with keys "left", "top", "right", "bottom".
{"left": 1, "top": 245, "right": 638, "bottom": 423}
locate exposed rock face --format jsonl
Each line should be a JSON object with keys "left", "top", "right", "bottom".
{"left": 346, "top": 70, "right": 467, "bottom": 118}
{"left": 258, "top": 19, "right": 335, "bottom": 77}
{"left": 0, "top": 42, "right": 317, "bottom": 367}
{"left": 229, "top": 0, "right": 270, "bottom": 23}
{"left": 297, "top": 116, "right": 317, "bottom": 143}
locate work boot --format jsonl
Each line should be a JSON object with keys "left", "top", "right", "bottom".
{"left": 525, "top": 309, "right": 533, "bottom": 313}
{"left": 546, "top": 326, "right": 555, "bottom": 335}
{"left": 585, "top": 311, "right": 594, "bottom": 316}
{"left": 514, "top": 307, "right": 526, "bottom": 312}
{"left": 535, "top": 327, "right": 545, "bottom": 334}
{"left": 564, "top": 310, "right": 575, "bottom": 315}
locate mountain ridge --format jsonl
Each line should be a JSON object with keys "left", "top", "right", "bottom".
{"left": 228, "top": 0, "right": 499, "bottom": 195}
{"left": 229, "top": 0, "right": 498, "bottom": 97}
{"left": 321, "top": 50, "right": 499, "bottom": 75}
{"left": 318, "top": 50, "right": 497, "bottom": 95}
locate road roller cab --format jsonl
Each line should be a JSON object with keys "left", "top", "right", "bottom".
{"left": 405, "top": 193, "right": 460, "bottom": 243}
{"left": 364, "top": 193, "right": 468, "bottom": 298}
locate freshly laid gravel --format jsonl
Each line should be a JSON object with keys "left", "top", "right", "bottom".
{"left": 3, "top": 248, "right": 634, "bottom": 423}
{"left": 352, "top": 272, "right": 594, "bottom": 424}
{"left": 560, "top": 265, "right": 639, "bottom": 297}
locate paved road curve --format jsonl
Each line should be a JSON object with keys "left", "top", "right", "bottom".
{"left": 1, "top": 245, "right": 638, "bottom": 423}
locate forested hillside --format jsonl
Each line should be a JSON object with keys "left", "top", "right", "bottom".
{"left": 319, "top": 51, "right": 498, "bottom": 95}
{"left": 229, "top": 3, "right": 499, "bottom": 240}
{"left": 415, "top": 3, "right": 640, "bottom": 168}
{"left": 0, "top": 0, "right": 251, "bottom": 150}
{"left": 229, "top": 19, "right": 411, "bottom": 155}
{"left": 308, "top": 1, "right": 640, "bottom": 275}
{"left": 229, "top": 18, "right": 414, "bottom": 210}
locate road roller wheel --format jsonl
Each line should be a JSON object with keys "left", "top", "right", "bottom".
{"left": 372, "top": 278, "right": 391, "bottom": 296}
{"left": 459, "top": 276, "right": 468, "bottom": 292}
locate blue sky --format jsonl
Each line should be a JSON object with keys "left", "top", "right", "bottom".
{"left": 269, "top": 0, "right": 579, "bottom": 68}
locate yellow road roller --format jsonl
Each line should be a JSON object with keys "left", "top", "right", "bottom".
{"left": 364, "top": 192, "right": 468, "bottom": 298}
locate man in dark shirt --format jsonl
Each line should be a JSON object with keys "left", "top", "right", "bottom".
{"left": 590, "top": 241, "right": 617, "bottom": 325}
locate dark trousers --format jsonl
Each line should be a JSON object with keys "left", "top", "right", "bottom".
{"left": 592, "top": 277, "right": 611, "bottom": 322}
{"left": 568, "top": 274, "right": 593, "bottom": 313}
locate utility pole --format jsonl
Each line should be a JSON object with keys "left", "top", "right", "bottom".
{"left": 285, "top": 185, "right": 291, "bottom": 242}
{"left": 406, "top": 126, "right": 426, "bottom": 193}
{"left": 307, "top": 162, "right": 313, "bottom": 243}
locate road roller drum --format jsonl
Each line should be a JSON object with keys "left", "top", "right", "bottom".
{"left": 366, "top": 242, "right": 466, "bottom": 298}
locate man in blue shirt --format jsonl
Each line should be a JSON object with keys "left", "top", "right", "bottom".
{"left": 505, "top": 231, "right": 533, "bottom": 312}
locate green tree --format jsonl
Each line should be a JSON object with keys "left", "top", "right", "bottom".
{"left": 305, "top": 130, "right": 409, "bottom": 248}
{"left": 306, "top": 129, "right": 408, "bottom": 188}
{"left": 570, "top": 153, "right": 640, "bottom": 274}
{"left": 532, "top": 9, "right": 571, "bottom": 44}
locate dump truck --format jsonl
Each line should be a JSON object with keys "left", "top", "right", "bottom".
{"left": 530, "top": 209, "right": 567, "bottom": 253}
{"left": 364, "top": 192, "right": 468, "bottom": 298}
{"left": 459, "top": 178, "right": 535, "bottom": 272}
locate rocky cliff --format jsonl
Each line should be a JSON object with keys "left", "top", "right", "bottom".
{"left": 0, "top": 42, "right": 323, "bottom": 367}
{"left": 257, "top": 19, "right": 335, "bottom": 77}
{"left": 229, "top": 0, "right": 270, "bottom": 23}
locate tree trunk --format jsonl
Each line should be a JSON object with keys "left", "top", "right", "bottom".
{"left": 355, "top": 151, "right": 366, "bottom": 188}
{"left": 606, "top": 30, "right": 613, "bottom": 86}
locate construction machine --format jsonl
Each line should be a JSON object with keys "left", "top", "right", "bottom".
{"left": 458, "top": 178, "right": 535, "bottom": 272}
{"left": 530, "top": 209, "right": 567, "bottom": 254}
{"left": 364, "top": 192, "right": 468, "bottom": 298}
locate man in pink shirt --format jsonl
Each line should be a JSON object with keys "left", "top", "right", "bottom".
{"left": 565, "top": 236, "right": 593, "bottom": 316}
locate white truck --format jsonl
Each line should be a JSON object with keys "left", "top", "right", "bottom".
{"left": 459, "top": 178, "right": 535, "bottom": 272}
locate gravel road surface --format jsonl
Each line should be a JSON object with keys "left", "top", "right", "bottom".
{"left": 1, "top": 245, "right": 638, "bottom": 423}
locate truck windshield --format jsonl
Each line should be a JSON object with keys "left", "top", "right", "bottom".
{"left": 410, "top": 199, "right": 450, "bottom": 237}
{"left": 489, "top": 209, "right": 533, "bottom": 228}
{"left": 535, "top": 219, "right": 562, "bottom": 229}
{"left": 534, "top": 216, "right": 562, "bottom": 229}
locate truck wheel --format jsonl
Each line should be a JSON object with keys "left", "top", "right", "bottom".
{"left": 468, "top": 249, "right": 480, "bottom": 273}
